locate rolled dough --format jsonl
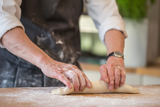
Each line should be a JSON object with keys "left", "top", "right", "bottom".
{"left": 51, "top": 81, "right": 139, "bottom": 95}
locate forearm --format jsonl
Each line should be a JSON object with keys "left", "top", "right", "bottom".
{"left": 1, "top": 27, "right": 51, "bottom": 68}
{"left": 104, "top": 29, "right": 125, "bottom": 55}
{"left": 1, "top": 27, "right": 92, "bottom": 90}
{"left": 99, "top": 29, "right": 126, "bottom": 90}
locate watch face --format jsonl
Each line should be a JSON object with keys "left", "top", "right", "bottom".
{"left": 114, "top": 51, "right": 124, "bottom": 58}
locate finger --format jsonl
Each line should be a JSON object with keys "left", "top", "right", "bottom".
{"left": 120, "top": 69, "right": 126, "bottom": 87}
{"left": 74, "top": 68, "right": 92, "bottom": 89}
{"left": 73, "top": 68, "right": 90, "bottom": 91}
{"left": 57, "top": 74, "right": 72, "bottom": 89}
{"left": 71, "top": 66, "right": 90, "bottom": 90}
{"left": 106, "top": 64, "right": 115, "bottom": 91}
{"left": 64, "top": 70, "right": 80, "bottom": 92}
{"left": 114, "top": 69, "right": 120, "bottom": 89}
{"left": 99, "top": 65, "right": 109, "bottom": 83}
{"left": 78, "top": 72, "right": 86, "bottom": 91}
{"left": 48, "top": 67, "right": 67, "bottom": 82}
{"left": 84, "top": 75, "right": 92, "bottom": 89}
{"left": 72, "top": 74, "right": 80, "bottom": 92}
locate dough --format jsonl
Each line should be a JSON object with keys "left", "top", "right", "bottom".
{"left": 51, "top": 81, "right": 139, "bottom": 95}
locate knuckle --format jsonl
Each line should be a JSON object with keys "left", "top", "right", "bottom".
{"left": 79, "top": 72, "right": 84, "bottom": 76}
{"left": 107, "top": 64, "right": 112, "bottom": 69}
{"left": 115, "top": 70, "right": 120, "bottom": 75}
{"left": 109, "top": 72, "right": 114, "bottom": 76}
{"left": 100, "top": 65, "right": 105, "bottom": 70}
{"left": 68, "top": 64, "right": 72, "bottom": 66}
{"left": 62, "top": 67, "right": 68, "bottom": 71}
{"left": 110, "top": 80, "right": 114, "bottom": 85}
{"left": 72, "top": 74, "right": 78, "bottom": 78}
{"left": 103, "top": 75, "right": 108, "bottom": 79}
{"left": 121, "top": 71, "right": 125, "bottom": 76}
{"left": 107, "top": 63, "right": 114, "bottom": 68}
{"left": 70, "top": 71, "right": 77, "bottom": 77}
{"left": 81, "top": 82, "right": 86, "bottom": 87}
{"left": 122, "top": 70, "right": 126, "bottom": 75}
{"left": 67, "top": 64, "right": 72, "bottom": 68}
{"left": 76, "top": 69, "right": 83, "bottom": 74}
{"left": 99, "top": 66, "right": 103, "bottom": 71}
{"left": 57, "top": 75, "right": 62, "bottom": 80}
{"left": 54, "top": 68, "right": 62, "bottom": 73}
{"left": 61, "top": 75, "right": 65, "bottom": 79}
{"left": 73, "top": 65, "right": 78, "bottom": 69}
{"left": 116, "top": 73, "right": 120, "bottom": 76}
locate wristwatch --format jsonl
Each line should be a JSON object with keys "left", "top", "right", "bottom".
{"left": 106, "top": 51, "right": 124, "bottom": 60}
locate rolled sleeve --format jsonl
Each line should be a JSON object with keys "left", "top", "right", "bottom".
{"left": 0, "top": 0, "right": 24, "bottom": 48}
{"left": 85, "top": 0, "right": 128, "bottom": 44}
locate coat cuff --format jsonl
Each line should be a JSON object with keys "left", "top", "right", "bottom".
{"left": 0, "top": 15, "right": 24, "bottom": 48}
{"left": 98, "top": 16, "right": 128, "bottom": 44}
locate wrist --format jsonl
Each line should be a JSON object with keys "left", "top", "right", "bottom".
{"left": 106, "top": 56, "right": 124, "bottom": 67}
{"left": 106, "top": 51, "right": 124, "bottom": 61}
{"left": 36, "top": 53, "right": 53, "bottom": 69}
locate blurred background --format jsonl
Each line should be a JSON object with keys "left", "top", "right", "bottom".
{"left": 79, "top": 0, "right": 160, "bottom": 85}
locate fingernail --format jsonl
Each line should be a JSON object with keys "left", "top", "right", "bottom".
{"left": 105, "top": 78, "right": 109, "bottom": 83}
{"left": 111, "top": 81, "right": 114, "bottom": 84}
{"left": 69, "top": 85, "right": 72, "bottom": 89}
{"left": 88, "top": 82, "right": 92, "bottom": 88}
{"left": 109, "top": 86, "right": 113, "bottom": 91}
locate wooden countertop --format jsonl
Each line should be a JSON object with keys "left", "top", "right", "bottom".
{"left": 80, "top": 63, "right": 135, "bottom": 73}
{"left": 0, "top": 85, "right": 160, "bottom": 107}
{"left": 80, "top": 62, "right": 160, "bottom": 77}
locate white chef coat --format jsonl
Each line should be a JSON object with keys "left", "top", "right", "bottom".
{"left": 0, "top": 0, "right": 127, "bottom": 48}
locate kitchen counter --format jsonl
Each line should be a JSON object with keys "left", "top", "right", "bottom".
{"left": 0, "top": 85, "right": 160, "bottom": 107}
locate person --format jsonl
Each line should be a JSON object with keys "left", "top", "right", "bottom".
{"left": 0, "top": 0, "right": 127, "bottom": 92}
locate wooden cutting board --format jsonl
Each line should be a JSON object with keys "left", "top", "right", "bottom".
{"left": 0, "top": 85, "right": 160, "bottom": 107}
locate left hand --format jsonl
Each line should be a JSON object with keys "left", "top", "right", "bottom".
{"left": 99, "top": 56, "right": 126, "bottom": 91}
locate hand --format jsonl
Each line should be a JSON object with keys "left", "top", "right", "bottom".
{"left": 1, "top": 27, "right": 92, "bottom": 91}
{"left": 99, "top": 56, "right": 126, "bottom": 91}
{"left": 41, "top": 59, "right": 92, "bottom": 92}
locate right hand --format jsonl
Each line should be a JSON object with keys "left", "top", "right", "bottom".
{"left": 1, "top": 27, "right": 91, "bottom": 91}
{"left": 41, "top": 59, "right": 92, "bottom": 92}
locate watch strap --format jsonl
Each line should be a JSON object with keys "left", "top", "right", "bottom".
{"left": 106, "top": 52, "right": 114, "bottom": 61}
{"left": 106, "top": 51, "right": 124, "bottom": 61}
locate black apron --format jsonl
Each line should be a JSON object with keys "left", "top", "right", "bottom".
{"left": 0, "top": 0, "right": 83, "bottom": 88}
